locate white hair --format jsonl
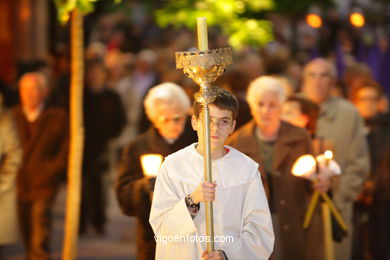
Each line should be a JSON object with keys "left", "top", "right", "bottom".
{"left": 144, "top": 82, "right": 190, "bottom": 122}
{"left": 246, "top": 76, "right": 286, "bottom": 107}
{"left": 137, "top": 49, "right": 157, "bottom": 65}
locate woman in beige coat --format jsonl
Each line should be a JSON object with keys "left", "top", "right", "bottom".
{"left": 0, "top": 94, "right": 22, "bottom": 245}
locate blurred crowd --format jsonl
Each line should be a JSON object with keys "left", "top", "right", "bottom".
{"left": 0, "top": 2, "right": 389, "bottom": 260}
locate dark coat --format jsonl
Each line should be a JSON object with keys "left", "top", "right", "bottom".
{"left": 227, "top": 120, "right": 323, "bottom": 260}
{"left": 365, "top": 115, "right": 390, "bottom": 201}
{"left": 362, "top": 115, "right": 390, "bottom": 260}
{"left": 13, "top": 105, "right": 68, "bottom": 201}
{"left": 83, "top": 88, "right": 126, "bottom": 172}
{"left": 116, "top": 119, "right": 197, "bottom": 260}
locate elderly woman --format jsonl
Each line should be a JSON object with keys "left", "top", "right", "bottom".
{"left": 116, "top": 82, "right": 197, "bottom": 260}
{"left": 227, "top": 76, "right": 325, "bottom": 260}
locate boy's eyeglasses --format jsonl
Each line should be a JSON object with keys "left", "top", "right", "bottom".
{"left": 209, "top": 118, "right": 233, "bottom": 130}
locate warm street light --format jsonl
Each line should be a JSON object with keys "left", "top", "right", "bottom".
{"left": 306, "top": 14, "right": 322, "bottom": 28}
{"left": 350, "top": 8, "right": 365, "bottom": 27}
{"left": 306, "top": 6, "right": 322, "bottom": 29}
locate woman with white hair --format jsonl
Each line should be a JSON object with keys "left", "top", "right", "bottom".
{"left": 227, "top": 76, "right": 326, "bottom": 260}
{"left": 116, "top": 82, "right": 197, "bottom": 260}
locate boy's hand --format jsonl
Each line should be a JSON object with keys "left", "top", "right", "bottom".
{"left": 191, "top": 181, "right": 217, "bottom": 204}
{"left": 201, "top": 250, "right": 224, "bottom": 260}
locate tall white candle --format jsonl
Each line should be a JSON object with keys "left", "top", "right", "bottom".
{"left": 197, "top": 17, "right": 208, "bottom": 51}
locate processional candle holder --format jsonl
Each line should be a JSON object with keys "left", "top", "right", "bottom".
{"left": 175, "top": 18, "right": 233, "bottom": 252}
{"left": 292, "top": 151, "right": 347, "bottom": 260}
{"left": 291, "top": 151, "right": 347, "bottom": 230}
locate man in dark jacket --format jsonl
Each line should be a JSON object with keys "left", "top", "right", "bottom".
{"left": 80, "top": 59, "right": 126, "bottom": 235}
{"left": 13, "top": 72, "right": 68, "bottom": 260}
{"left": 116, "top": 83, "right": 196, "bottom": 260}
{"left": 350, "top": 82, "right": 390, "bottom": 260}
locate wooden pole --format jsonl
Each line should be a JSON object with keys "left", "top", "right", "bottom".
{"left": 63, "top": 8, "right": 84, "bottom": 260}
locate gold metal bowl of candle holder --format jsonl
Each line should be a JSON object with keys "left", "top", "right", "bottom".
{"left": 175, "top": 47, "right": 233, "bottom": 104}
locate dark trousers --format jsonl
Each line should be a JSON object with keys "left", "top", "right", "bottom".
{"left": 80, "top": 171, "right": 106, "bottom": 234}
{"left": 368, "top": 199, "right": 390, "bottom": 260}
{"left": 17, "top": 198, "right": 54, "bottom": 260}
{"left": 352, "top": 199, "right": 390, "bottom": 260}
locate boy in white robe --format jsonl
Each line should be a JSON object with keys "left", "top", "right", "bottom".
{"left": 150, "top": 87, "right": 274, "bottom": 260}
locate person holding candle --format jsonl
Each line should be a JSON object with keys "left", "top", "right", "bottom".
{"left": 116, "top": 82, "right": 196, "bottom": 260}
{"left": 301, "top": 58, "right": 369, "bottom": 260}
{"left": 227, "top": 76, "right": 328, "bottom": 260}
{"left": 150, "top": 87, "right": 274, "bottom": 260}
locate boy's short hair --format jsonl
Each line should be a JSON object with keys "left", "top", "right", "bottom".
{"left": 193, "top": 86, "right": 239, "bottom": 119}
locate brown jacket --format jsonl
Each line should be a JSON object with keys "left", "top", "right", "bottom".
{"left": 13, "top": 105, "right": 68, "bottom": 201}
{"left": 227, "top": 120, "right": 323, "bottom": 260}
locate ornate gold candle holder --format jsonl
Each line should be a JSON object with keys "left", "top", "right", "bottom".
{"left": 176, "top": 47, "right": 233, "bottom": 104}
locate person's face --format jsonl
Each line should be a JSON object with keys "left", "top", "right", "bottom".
{"left": 303, "top": 62, "right": 335, "bottom": 104}
{"left": 281, "top": 101, "right": 308, "bottom": 128}
{"left": 154, "top": 103, "right": 186, "bottom": 139}
{"left": 135, "top": 58, "right": 151, "bottom": 73}
{"left": 86, "top": 64, "right": 107, "bottom": 92}
{"left": 250, "top": 90, "right": 281, "bottom": 130}
{"left": 19, "top": 75, "right": 47, "bottom": 111}
{"left": 192, "top": 104, "right": 236, "bottom": 151}
{"left": 353, "top": 87, "right": 379, "bottom": 119}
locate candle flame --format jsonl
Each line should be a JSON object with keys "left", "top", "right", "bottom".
{"left": 141, "top": 154, "right": 163, "bottom": 177}
{"left": 324, "top": 150, "right": 333, "bottom": 160}
{"left": 292, "top": 154, "right": 316, "bottom": 177}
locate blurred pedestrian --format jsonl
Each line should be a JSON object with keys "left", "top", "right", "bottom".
{"left": 302, "top": 58, "right": 369, "bottom": 260}
{"left": 350, "top": 80, "right": 390, "bottom": 260}
{"left": 80, "top": 59, "right": 126, "bottom": 235}
{"left": 13, "top": 72, "right": 68, "bottom": 260}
